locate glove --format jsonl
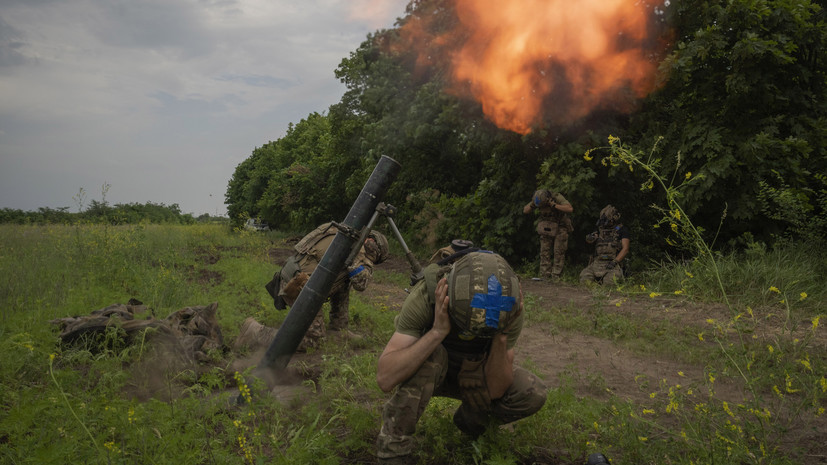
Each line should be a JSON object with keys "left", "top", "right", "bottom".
{"left": 458, "top": 357, "right": 491, "bottom": 411}
{"left": 605, "top": 260, "right": 617, "bottom": 270}
{"left": 586, "top": 232, "right": 597, "bottom": 242}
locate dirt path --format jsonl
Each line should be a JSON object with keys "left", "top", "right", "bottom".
{"left": 257, "top": 246, "right": 826, "bottom": 459}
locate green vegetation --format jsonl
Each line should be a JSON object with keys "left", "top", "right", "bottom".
{"left": 224, "top": 0, "right": 826, "bottom": 269}
{"left": 0, "top": 185, "right": 226, "bottom": 226}
{"left": 1, "top": 219, "right": 823, "bottom": 464}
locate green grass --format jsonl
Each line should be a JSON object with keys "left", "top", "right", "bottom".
{"left": 1, "top": 223, "right": 825, "bottom": 464}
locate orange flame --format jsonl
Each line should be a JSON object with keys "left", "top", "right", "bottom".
{"left": 397, "top": 0, "right": 663, "bottom": 134}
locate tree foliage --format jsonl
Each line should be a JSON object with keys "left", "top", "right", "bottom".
{"left": 225, "top": 0, "right": 827, "bottom": 267}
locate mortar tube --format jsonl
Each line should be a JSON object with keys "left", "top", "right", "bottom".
{"left": 257, "top": 155, "right": 401, "bottom": 377}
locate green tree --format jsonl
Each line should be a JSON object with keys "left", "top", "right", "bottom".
{"left": 629, "top": 0, "right": 827, "bottom": 244}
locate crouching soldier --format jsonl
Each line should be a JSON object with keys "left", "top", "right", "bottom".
{"left": 579, "top": 205, "right": 630, "bottom": 286}
{"left": 375, "top": 251, "right": 547, "bottom": 464}
{"left": 264, "top": 222, "right": 389, "bottom": 349}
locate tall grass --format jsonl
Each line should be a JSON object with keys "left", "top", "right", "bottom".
{"left": 0, "top": 212, "right": 823, "bottom": 464}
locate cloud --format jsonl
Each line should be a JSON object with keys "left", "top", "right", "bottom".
{"left": 0, "top": 0, "right": 408, "bottom": 215}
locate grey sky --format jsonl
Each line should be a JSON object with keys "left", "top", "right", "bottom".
{"left": 0, "top": 0, "right": 408, "bottom": 216}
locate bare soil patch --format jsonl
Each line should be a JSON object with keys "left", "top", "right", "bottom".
{"left": 249, "top": 246, "right": 827, "bottom": 462}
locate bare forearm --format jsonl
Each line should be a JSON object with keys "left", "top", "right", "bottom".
{"left": 615, "top": 238, "right": 630, "bottom": 263}
{"left": 484, "top": 336, "right": 514, "bottom": 399}
{"left": 376, "top": 330, "right": 446, "bottom": 392}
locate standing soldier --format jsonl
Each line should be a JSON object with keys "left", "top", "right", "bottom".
{"left": 579, "top": 205, "right": 630, "bottom": 286}
{"left": 264, "top": 222, "right": 389, "bottom": 350}
{"left": 523, "top": 188, "right": 574, "bottom": 281}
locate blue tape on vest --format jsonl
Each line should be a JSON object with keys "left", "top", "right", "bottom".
{"left": 348, "top": 265, "right": 365, "bottom": 278}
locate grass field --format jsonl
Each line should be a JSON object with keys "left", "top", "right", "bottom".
{"left": 1, "top": 222, "right": 824, "bottom": 464}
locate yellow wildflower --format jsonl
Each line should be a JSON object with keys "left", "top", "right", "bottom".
{"left": 785, "top": 374, "right": 799, "bottom": 393}
{"left": 697, "top": 333, "right": 704, "bottom": 341}
{"left": 649, "top": 292, "right": 661, "bottom": 298}
{"left": 650, "top": 392, "right": 657, "bottom": 399}
{"left": 722, "top": 402, "right": 734, "bottom": 417}
{"left": 685, "top": 172, "right": 692, "bottom": 180}
{"left": 608, "top": 135, "right": 619, "bottom": 144}
{"left": 678, "top": 371, "right": 685, "bottom": 377}
{"left": 769, "top": 286, "right": 780, "bottom": 293}
{"left": 812, "top": 316, "right": 820, "bottom": 331}
{"left": 670, "top": 223, "right": 678, "bottom": 232}
{"left": 800, "top": 292, "right": 808, "bottom": 301}
{"left": 685, "top": 270, "right": 694, "bottom": 278}
{"left": 674, "top": 289, "right": 683, "bottom": 295}
{"left": 767, "top": 345, "right": 774, "bottom": 354}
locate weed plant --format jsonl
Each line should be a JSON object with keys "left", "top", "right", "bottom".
{"left": 0, "top": 181, "right": 824, "bottom": 464}
{"left": 577, "top": 137, "right": 826, "bottom": 464}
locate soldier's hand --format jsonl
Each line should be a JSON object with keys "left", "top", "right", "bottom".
{"left": 606, "top": 260, "right": 617, "bottom": 270}
{"left": 433, "top": 277, "right": 451, "bottom": 339}
{"left": 586, "top": 232, "right": 598, "bottom": 242}
{"left": 522, "top": 204, "right": 532, "bottom": 214}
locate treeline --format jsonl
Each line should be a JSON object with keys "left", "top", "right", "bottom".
{"left": 0, "top": 201, "right": 226, "bottom": 226}
{"left": 226, "top": 0, "right": 827, "bottom": 267}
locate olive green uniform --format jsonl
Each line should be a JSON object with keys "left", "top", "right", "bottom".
{"left": 376, "top": 264, "right": 547, "bottom": 460}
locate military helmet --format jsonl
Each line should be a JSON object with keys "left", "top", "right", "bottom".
{"left": 366, "top": 230, "right": 389, "bottom": 264}
{"left": 597, "top": 204, "right": 621, "bottom": 227}
{"left": 446, "top": 251, "right": 522, "bottom": 338}
{"left": 533, "top": 189, "right": 552, "bottom": 207}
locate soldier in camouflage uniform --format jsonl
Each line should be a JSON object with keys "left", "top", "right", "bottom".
{"left": 579, "top": 205, "right": 630, "bottom": 286}
{"left": 523, "top": 189, "right": 574, "bottom": 280}
{"left": 375, "top": 252, "right": 547, "bottom": 464}
{"left": 264, "top": 223, "right": 388, "bottom": 349}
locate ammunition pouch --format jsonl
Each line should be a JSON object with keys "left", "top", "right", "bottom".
{"left": 457, "top": 356, "right": 491, "bottom": 412}
{"left": 264, "top": 272, "right": 286, "bottom": 309}
{"left": 282, "top": 272, "right": 309, "bottom": 306}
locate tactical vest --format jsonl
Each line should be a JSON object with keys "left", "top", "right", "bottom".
{"left": 595, "top": 226, "right": 622, "bottom": 261}
{"left": 538, "top": 199, "right": 565, "bottom": 222}
{"left": 293, "top": 222, "right": 337, "bottom": 261}
{"left": 537, "top": 193, "right": 573, "bottom": 232}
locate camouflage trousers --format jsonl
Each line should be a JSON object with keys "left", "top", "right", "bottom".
{"left": 300, "top": 285, "right": 350, "bottom": 350}
{"left": 539, "top": 230, "right": 569, "bottom": 278}
{"left": 579, "top": 259, "right": 623, "bottom": 286}
{"left": 376, "top": 345, "right": 547, "bottom": 459}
